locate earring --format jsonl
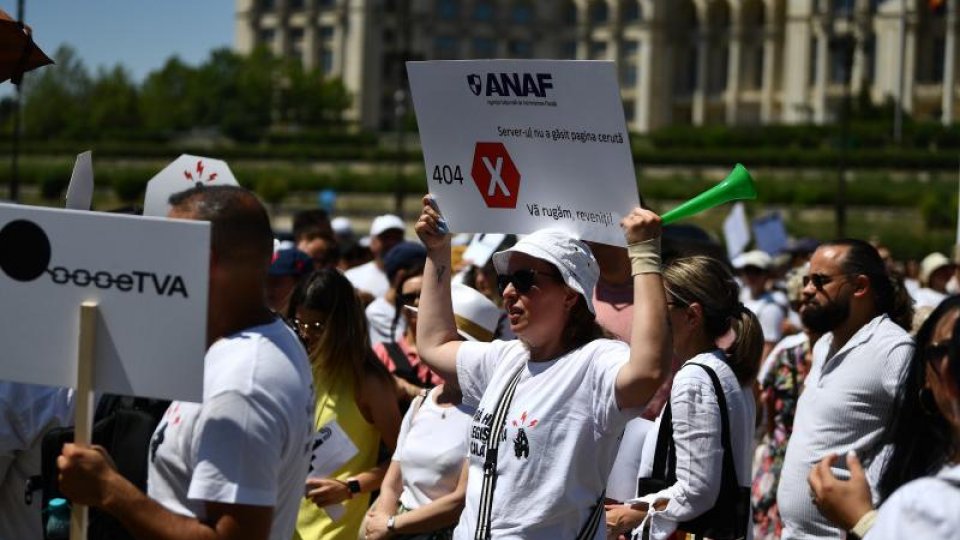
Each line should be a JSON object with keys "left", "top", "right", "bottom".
{"left": 918, "top": 388, "right": 938, "bottom": 416}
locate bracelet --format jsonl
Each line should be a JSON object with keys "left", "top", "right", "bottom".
{"left": 627, "top": 237, "right": 662, "bottom": 276}
{"left": 850, "top": 509, "right": 877, "bottom": 539}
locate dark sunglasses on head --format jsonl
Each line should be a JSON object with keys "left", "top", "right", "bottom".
{"left": 399, "top": 292, "right": 421, "bottom": 307}
{"left": 497, "top": 269, "right": 558, "bottom": 295}
{"left": 802, "top": 273, "right": 845, "bottom": 291}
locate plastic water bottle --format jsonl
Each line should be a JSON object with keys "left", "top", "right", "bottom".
{"left": 45, "top": 498, "right": 70, "bottom": 540}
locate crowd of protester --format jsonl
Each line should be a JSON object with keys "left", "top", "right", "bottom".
{"left": 5, "top": 184, "right": 960, "bottom": 540}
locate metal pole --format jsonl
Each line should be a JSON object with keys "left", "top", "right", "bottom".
{"left": 943, "top": 0, "right": 957, "bottom": 126}
{"left": 10, "top": 0, "right": 25, "bottom": 202}
{"left": 894, "top": 2, "right": 906, "bottom": 144}
{"left": 392, "top": 3, "right": 408, "bottom": 217}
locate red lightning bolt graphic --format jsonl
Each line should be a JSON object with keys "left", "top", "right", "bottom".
{"left": 208, "top": 172, "right": 218, "bottom": 182}
{"left": 184, "top": 171, "right": 193, "bottom": 180}
{"left": 196, "top": 161, "right": 204, "bottom": 178}
{"left": 528, "top": 420, "right": 538, "bottom": 428}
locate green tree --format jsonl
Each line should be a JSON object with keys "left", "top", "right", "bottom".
{"left": 21, "top": 45, "right": 91, "bottom": 138}
{"left": 139, "top": 56, "right": 198, "bottom": 135}
{"left": 88, "top": 65, "right": 141, "bottom": 137}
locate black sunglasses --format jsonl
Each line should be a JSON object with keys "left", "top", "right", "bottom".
{"left": 497, "top": 269, "right": 559, "bottom": 295}
{"left": 802, "top": 273, "right": 846, "bottom": 291}
{"left": 399, "top": 292, "right": 421, "bottom": 307}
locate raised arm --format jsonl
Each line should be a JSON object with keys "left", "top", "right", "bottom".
{"left": 414, "top": 196, "right": 464, "bottom": 384}
{"left": 615, "top": 207, "right": 672, "bottom": 410}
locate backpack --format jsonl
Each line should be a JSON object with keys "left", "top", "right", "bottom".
{"left": 28, "top": 394, "right": 169, "bottom": 540}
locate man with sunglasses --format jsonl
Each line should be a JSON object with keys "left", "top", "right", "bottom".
{"left": 777, "top": 239, "right": 914, "bottom": 539}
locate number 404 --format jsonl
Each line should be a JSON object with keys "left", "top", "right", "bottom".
{"left": 433, "top": 165, "right": 464, "bottom": 185}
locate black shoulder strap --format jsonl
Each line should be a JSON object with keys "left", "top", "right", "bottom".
{"left": 685, "top": 362, "right": 740, "bottom": 493}
{"left": 474, "top": 365, "right": 524, "bottom": 540}
{"left": 383, "top": 341, "right": 422, "bottom": 386}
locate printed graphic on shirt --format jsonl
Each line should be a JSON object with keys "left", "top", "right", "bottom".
{"left": 510, "top": 411, "right": 538, "bottom": 459}
{"left": 469, "top": 407, "right": 507, "bottom": 458}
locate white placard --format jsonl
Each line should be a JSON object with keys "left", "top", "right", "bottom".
{"left": 752, "top": 212, "right": 789, "bottom": 256}
{"left": 143, "top": 154, "right": 239, "bottom": 217}
{"left": 723, "top": 202, "right": 750, "bottom": 260}
{"left": 0, "top": 203, "right": 209, "bottom": 402}
{"left": 407, "top": 60, "right": 639, "bottom": 246}
{"left": 461, "top": 233, "right": 506, "bottom": 267}
{"left": 65, "top": 151, "right": 93, "bottom": 211}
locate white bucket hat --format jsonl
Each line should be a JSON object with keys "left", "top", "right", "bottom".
{"left": 491, "top": 228, "right": 599, "bottom": 314}
{"left": 920, "top": 252, "right": 953, "bottom": 285}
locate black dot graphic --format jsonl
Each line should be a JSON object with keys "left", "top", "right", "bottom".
{"left": 0, "top": 220, "right": 51, "bottom": 282}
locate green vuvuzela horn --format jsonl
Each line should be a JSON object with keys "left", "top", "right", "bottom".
{"left": 661, "top": 163, "right": 757, "bottom": 224}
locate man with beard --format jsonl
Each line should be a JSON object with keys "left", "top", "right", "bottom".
{"left": 777, "top": 239, "right": 914, "bottom": 539}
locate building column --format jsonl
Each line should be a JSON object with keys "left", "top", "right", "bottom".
{"left": 903, "top": 3, "right": 917, "bottom": 114}
{"left": 576, "top": 0, "right": 591, "bottom": 59}
{"left": 813, "top": 22, "right": 829, "bottom": 124}
{"left": 760, "top": 19, "right": 778, "bottom": 123}
{"left": 943, "top": 0, "right": 957, "bottom": 125}
{"left": 726, "top": 20, "right": 743, "bottom": 125}
{"left": 692, "top": 22, "right": 709, "bottom": 126}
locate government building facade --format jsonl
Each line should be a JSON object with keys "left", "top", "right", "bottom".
{"left": 235, "top": 0, "right": 959, "bottom": 132}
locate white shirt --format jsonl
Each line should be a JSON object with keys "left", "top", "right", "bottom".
{"left": 744, "top": 291, "right": 786, "bottom": 343}
{"left": 865, "top": 463, "right": 960, "bottom": 539}
{"left": 634, "top": 352, "right": 756, "bottom": 540}
{"left": 344, "top": 261, "right": 389, "bottom": 299}
{"left": 453, "top": 339, "right": 636, "bottom": 540}
{"left": 394, "top": 387, "right": 474, "bottom": 510}
{"left": 0, "top": 382, "right": 74, "bottom": 540}
{"left": 778, "top": 314, "right": 913, "bottom": 540}
{"left": 366, "top": 297, "right": 405, "bottom": 345}
{"left": 913, "top": 287, "right": 947, "bottom": 309}
{"left": 147, "top": 319, "right": 314, "bottom": 540}
{"left": 606, "top": 418, "right": 654, "bottom": 503}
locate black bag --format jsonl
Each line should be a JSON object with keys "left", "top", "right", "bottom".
{"left": 636, "top": 362, "right": 750, "bottom": 540}
{"left": 33, "top": 395, "right": 169, "bottom": 540}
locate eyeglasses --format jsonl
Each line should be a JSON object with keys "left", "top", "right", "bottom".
{"left": 802, "top": 273, "right": 847, "bottom": 291}
{"left": 496, "top": 269, "right": 559, "bottom": 296}
{"left": 291, "top": 318, "right": 324, "bottom": 337}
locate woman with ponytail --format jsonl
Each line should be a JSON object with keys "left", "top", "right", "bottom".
{"left": 607, "top": 256, "right": 762, "bottom": 540}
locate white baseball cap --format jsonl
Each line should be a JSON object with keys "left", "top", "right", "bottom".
{"left": 331, "top": 216, "right": 354, "bottom": 236}
{"left": 491, "top": 229, "right": 599, "bottom": 314}
{"left": 451, "top": 284, "right": 501, "bottom": 342}
{"left": 732, "top": 250, "right": 772, "bottom": 271}
{"left": 370, "top": 214, "right": 405, "bottom": 237}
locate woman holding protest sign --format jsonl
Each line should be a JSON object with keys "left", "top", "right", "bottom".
{"left": 413, "top": 195, "right": 671, "bottom": 539}
{"left": 286, "top": 268, "right": 402, "bottom": 540}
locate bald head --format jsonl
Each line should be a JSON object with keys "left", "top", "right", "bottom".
{"left": 168, "top": 185, "right": 273, "bottom": 265}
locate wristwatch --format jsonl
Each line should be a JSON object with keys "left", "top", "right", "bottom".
{"left": 346, "top": 478, "right": 361, "bottom": 497}
{"left": 386, "top": 515, "right": 397, "bottom": 532}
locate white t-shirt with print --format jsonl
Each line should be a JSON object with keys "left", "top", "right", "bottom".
{"left": 147, "top": 319, "right": 314, "bottom": 540}
{"left": 453, "top": 338, "right": 635, "bottom": 540}
{"left": 394, "top": 387, "right": 474, "bottom": 510}
{"left": 743, "top": 291, "right": 786, "bottom": 343}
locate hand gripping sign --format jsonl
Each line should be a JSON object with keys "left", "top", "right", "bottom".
{"left": 407, "top": 60, "right": 639, "bottom": 246}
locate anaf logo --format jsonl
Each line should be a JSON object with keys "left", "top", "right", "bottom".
{"left": 0, "top": 219, "right": 190, "bottom": 297}
{"left": 466, "top": 72, "right": 554, "bottom": 98}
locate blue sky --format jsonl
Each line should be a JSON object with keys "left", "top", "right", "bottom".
{"left": 4, "top": 0, "right": 234, "bottom": 82}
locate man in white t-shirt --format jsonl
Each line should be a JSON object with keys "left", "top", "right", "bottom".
{"left": 0, "top": 382, "right": 73, "bottom": 539}
{"left": 57, "top": 185, "right": 314, "bottom": 540}
{"left": 345, "top": 214, "right": 405, "bottom": 304}
{"left": 734, "top": 250, "right": 785, "bottom": 361}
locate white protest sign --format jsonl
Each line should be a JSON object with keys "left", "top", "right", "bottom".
{"left": 752, "top": 212, "right": 789, "bottom": 256}
{"left": 143, "top": 154, "right": 239, "bottom": 217}
{"left": 462, "top": 233, "right": 506, "bottom": 267}
{"left": 407, "top": 60, "right": 639, "bottom": 246}
{"left": 0, "top": 203, "right": 209, "bottom": 402}
{"left": 65, "top": 151, "right": 94, "bottom": 210}
{"left": 723, "top": 202, "right": 750, "bottom": 260}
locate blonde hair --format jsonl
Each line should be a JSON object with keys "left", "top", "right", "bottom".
{"left": 664, "top": 256, "right": 763, "bottom": 384}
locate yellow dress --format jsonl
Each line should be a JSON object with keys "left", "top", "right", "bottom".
{"left": 294, "top": 370, "right": 381, "bottom": 540}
